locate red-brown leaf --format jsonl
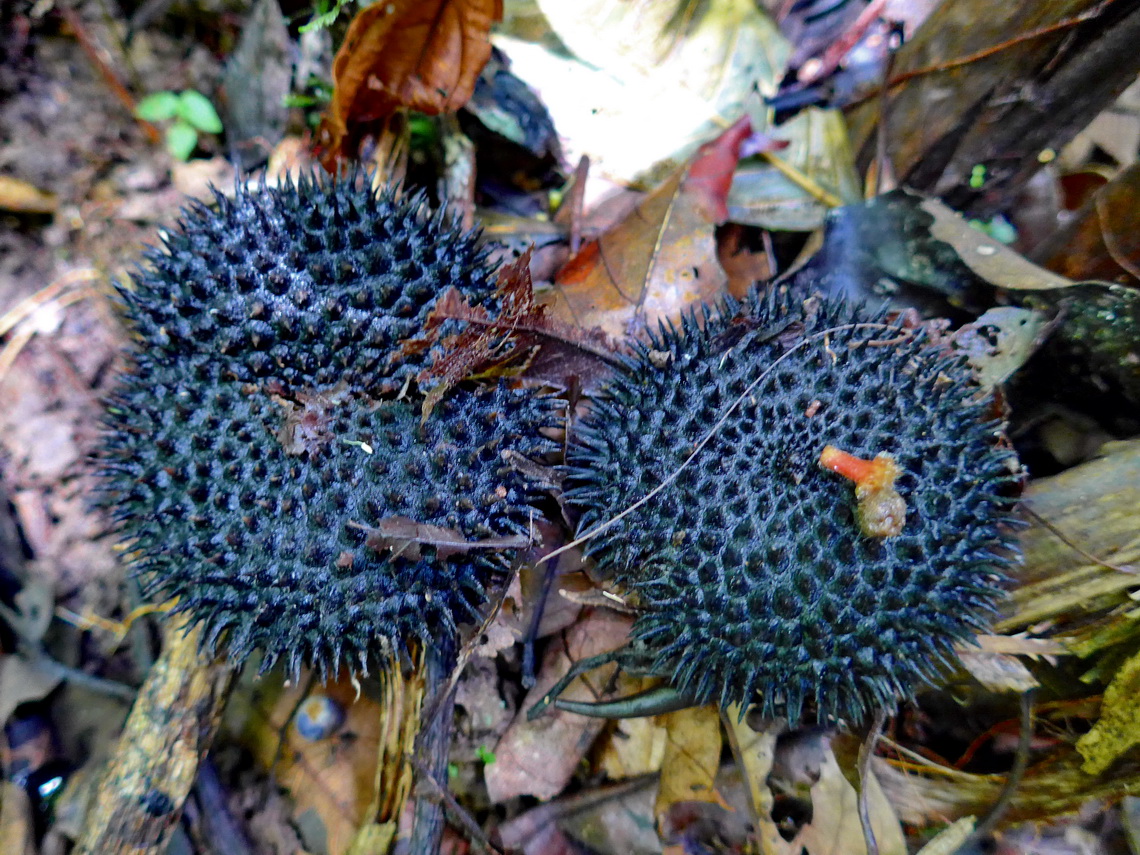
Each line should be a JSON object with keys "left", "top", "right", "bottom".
{"left": 408, "top": 248, "right": 621, "bottom": 418}
{"left": 544, "top": 117, "right": 772, "bottom": 339}
{"left": 317, "top": 0, "right": 502, "bottom": 168}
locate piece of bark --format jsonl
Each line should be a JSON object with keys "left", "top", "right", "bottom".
{"left": 74, "top": 615, "right": 235, "bottom": 854}
{"left": 846, "top": 0, "right": 1140, "bottom": 217}
{"left": 999, "top": 439, "right": 1140, "bottom": 632}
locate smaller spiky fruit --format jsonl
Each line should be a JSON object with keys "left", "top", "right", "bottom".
{"left": 121, "top": 174, "right": 498, "bottom": 394}
{"left": 99, "top": 353, "right": 555, "bottom": 675}
{"left": 565, "top": 293, "right": 1021, "bottom": 724}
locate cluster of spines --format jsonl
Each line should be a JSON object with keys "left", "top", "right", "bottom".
{"left": 564, "top": 290, "right": 1020, "bottom": 724}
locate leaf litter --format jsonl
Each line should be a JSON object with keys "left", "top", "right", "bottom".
{"left": 6, "top": 1, "right": 1140, "bottom": 853}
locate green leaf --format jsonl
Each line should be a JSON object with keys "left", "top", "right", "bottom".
{"left": 299, "top": 0, "right": 347, "bottom": 33}
{"left": 135, "top": 91, "right": 179, "bottom": 122}
{"left": 176, "top": 90, "right": 223, "bottom": 134}
{"left": 166, "top": 122, "right": 199, "bottom": 161}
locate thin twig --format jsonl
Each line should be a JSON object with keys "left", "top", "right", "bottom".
{"left": 872, "top": 26, "right": 901, "bottom": 196}
{"left": 0, "top": 602, "right": 137, "bottom": 701}
{"left": 408, "top": 752, "right": 506, "bottom": 855}
{"left": 858, "top": 708, "right": 888, "bottom": 855}
{"left": 60, "top": 7, "right": 161, "bottom": 144}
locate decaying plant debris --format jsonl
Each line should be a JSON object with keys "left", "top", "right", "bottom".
{"left": 1, "top": 1, "right": 1140, "bottom": 854}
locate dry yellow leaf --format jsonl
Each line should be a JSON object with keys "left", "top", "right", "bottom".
{"left": 654, "top": 705, "right": 723, "bottom": 824}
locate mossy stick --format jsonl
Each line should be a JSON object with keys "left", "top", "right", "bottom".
{"left": 74, "top": 614, "right": 235, "bottom": 854}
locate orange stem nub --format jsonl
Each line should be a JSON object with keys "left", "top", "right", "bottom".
{"left": 818, "top": 445, "right": 900, "bottom": 494}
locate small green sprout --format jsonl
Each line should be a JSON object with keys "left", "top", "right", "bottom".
{"left": 475, "top": 745, "right": 496, "bottom": 766}
{"left": 299, "top": 0, "right": 356, "bottom": 32}
{"left": 969, "top": 163, "right": 987, "bottom": 189}
{"left": 135, "top": 90, "right": 224, "bottom": 162}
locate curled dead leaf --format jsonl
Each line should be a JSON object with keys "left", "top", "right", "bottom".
{"left": 318, "top": 0, "right": 502, "bottom": 167}
{"left": 403, "top": 248, "right": 620, "bottom": 418}
{"left": 546, "top": 117, "right": 764, "bottom": 339}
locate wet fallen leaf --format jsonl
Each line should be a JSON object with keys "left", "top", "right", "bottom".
{"left": 547, "top": 117, "right": 765, "bottom": 339}
{"left": 496, "top": 0, "right": 787, "bottom": 192}
{"left": 318, "top": 0, "right": 502, "bottom": 167}
{"left": 654, "top": 705, "right": 723, "bottom": 825}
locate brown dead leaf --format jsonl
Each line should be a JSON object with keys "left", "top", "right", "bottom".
{"left": 799, "top": 740, "right": 906, "bottom": 855}
{"left": 408, "top": 248, "right": 620, "bottom": 417}
{"left": 654, "top": 705, "right": 723, "bottom": 825}
{"left": 318, "top": 0, "right": 502, "bottom": 168}
{"left": 485, "top": 609, "right": 635, "bottom": 802}
{"left": 717, "top": 223, "right": 773, "bottom": 300}
{"left": 238, "top": 670, "right": 390, "bottom": 855}
{"left": 358, "top": 516, "right": 530, "bottom": 561}
{"left": 1035, "top": 161, "right": 1140, "bottom": 285}
{"left": 546, "top": 116, "right": 776, "bottom": 339}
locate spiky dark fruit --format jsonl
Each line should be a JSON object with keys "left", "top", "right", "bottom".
{"left": 121, "top": 174, "right": 498, "bottom": 394}
{"left": 565, "top": 293, "right": 1021, "bottom": 725}
{"left": 99, "top": 352, "right": 555, "bottom": 675}
{"left": 97, "top": 175, "right": 557, "bottom": 676}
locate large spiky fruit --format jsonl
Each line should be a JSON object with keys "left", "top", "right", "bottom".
{"left": 565, "top": 292, "right": 1021, "bottom": 724}
{"left": 121, "top": 174, "right": 498, "bottom": 394}
{"left": 96, "top": 174, "right": 556, "bottom": 675}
